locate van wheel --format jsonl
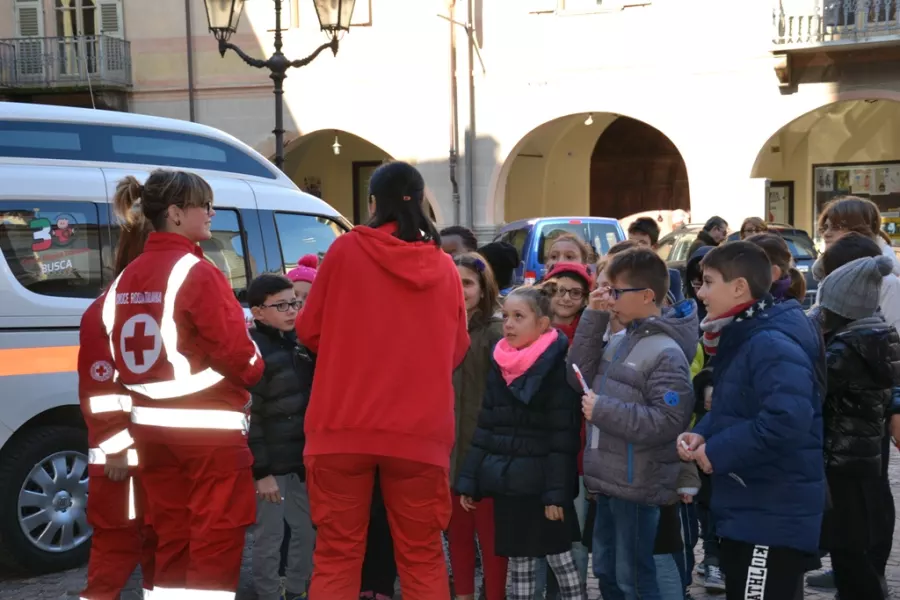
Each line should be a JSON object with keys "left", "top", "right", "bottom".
{"left": 0, "top": 426, "right": 91, "bottom": 574}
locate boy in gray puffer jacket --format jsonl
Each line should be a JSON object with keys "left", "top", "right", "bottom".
{"left": 568, "top": 248, "right": 698, "bottom": 600}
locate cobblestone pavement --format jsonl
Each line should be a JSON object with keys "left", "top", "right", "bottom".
{"left": 2, "top": 453, "right": 899, "bottom": 599}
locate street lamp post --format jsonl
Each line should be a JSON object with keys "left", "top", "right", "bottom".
{"left": 204, "top": 0, "right": 356, "bottom": 171}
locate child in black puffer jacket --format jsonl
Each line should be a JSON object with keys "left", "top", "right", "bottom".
{"left": 456, "top": 285, "right": 584, "bottom": 600}
{"left": 247, "top": 273, "right": 316, "bottom": 600}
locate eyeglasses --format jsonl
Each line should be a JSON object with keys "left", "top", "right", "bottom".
{"left": 260, "top": 300, "right": 301, "bottom": 312}
{"left": 742, "top": 228, "right": 765, "bottom": 236}
{"left": 610, "top": 287, "right": 648, "bottom": 300}
{"left": 818, "top": 222, "right": 841, "bottom": 235}
{"left": 555, "top": 287, "right": 585, "bottom": 300}
{"left": 178, "top": 201, "right": 214, "bottom": 215}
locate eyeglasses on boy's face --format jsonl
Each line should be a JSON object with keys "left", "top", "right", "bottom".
{"left": 610, "top": 286, "right": 648, "bottom": 300}
{"left": 261, "top": 300, "right": 301, "bottom": 312}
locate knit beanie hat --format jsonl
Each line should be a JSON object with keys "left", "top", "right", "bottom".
{"left": 286, "top": 254, "right": 318, "bottom": 284}
{"left": 818, "top": 255, "right": 893, "bottom": 320}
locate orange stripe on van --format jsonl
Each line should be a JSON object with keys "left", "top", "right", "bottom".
{"left": 0, "top": 346, "right": 79, "bottom": 377}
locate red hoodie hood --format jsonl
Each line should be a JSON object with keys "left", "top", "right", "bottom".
{"left": 352, "top": 223, "right": 453, "bottom": 290}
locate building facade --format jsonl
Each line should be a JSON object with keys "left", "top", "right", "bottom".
{"left": 3, "top": 0, "right": 900, "bottom": 242}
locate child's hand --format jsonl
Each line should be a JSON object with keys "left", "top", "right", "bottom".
{"left": 680, "top": 493, "right": 694, "bottom": 504}
{"left": 891, "top": 415, "right": 900, "bottom": 451}
{"left": 694, "top": 444, "right": 714, "bottom": 474}
{"left": 677, "top": 432, "right": 705, "bottom": 461}
{"left": 704, "top": 386, "right": 713, "bottom": 412}
{"left": 582, "top": 391, "right": 598, "bottom": 421}
{"left": 460, "top": 495, "right": 477, "bottom": 512}
{"left": 588, "top": 286, "right": 611, "bottom": 311}
{"left": 544, "top": 506, "right": 564, "bottom": 521}
{"left": 255, "top": 475, "right": 281, "bottom": 504}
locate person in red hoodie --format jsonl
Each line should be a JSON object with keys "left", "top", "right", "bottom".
{"left": 297, "top": 161, "right": 470, "bottom": 600}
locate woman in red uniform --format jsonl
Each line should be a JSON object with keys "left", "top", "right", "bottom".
{"left": 78, "top": 188, "right": 156, "bottom": 600}
{"left": 297, "top": 161, "right": 470, "bottom": 600}
{"left": 102, "top": 169, "right": 264, "bottom": 599}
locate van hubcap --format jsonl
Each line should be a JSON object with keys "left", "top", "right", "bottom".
{"left": 18, "top": 451, "right": 91, "bottom": 553}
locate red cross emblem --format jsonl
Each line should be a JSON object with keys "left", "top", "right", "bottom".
{"left": 90, "top": 360, "right": 113, "bottom": 382}
{"left": 124, "top": 321, "right": 156, "bottom": 366}
{"left": 119, "top": 314, "right": 162, "bottom": 375}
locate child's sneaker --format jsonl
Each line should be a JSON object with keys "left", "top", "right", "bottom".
{"left": 704, "top": 564, "right": 726, "bottom": 592}
{"left": 696, "top": 562, "right": 707, "bottom": 577}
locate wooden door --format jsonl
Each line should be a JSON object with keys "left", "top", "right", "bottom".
{"left": 589, "top": 117, "right": 690, "bottom": 219}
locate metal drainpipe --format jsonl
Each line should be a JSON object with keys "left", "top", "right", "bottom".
{"left": 449, "top": 0, "right": 461, "bottom": 225}
{"left": 465, "top": 0, "right": 476, "bottom": 231}
{"left": 185, "top": 0, "right": 196, "bottom": 122}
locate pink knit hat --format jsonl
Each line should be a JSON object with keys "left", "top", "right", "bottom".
{"left": 287, "top": 254, "right": 318, "bottom": 284}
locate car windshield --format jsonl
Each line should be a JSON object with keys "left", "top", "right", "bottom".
{"left": 783, "top": 234, "right": 817, "bottom": 260}
{"left": 538, "top": 221, "right": 621, "bottom": 263}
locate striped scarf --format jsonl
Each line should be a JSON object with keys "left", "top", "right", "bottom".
{"left": 699, "top": 300, "right": 756, "bottom": 356}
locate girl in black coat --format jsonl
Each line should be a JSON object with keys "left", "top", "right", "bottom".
{"left": 813, "top": 255, "right": 900, "bottom": 600}
{"left": 456, "top": 285, "right": 584, "bottom": 600}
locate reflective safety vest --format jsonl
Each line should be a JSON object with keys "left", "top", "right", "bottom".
{"left": 102, "top": 232, "right": 263, "bottom": 446}
{"left": 79, "top": 294, "right": 138, "bottom": 477}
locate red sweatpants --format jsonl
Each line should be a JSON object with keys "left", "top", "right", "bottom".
{"left": 137, "top": 442, "right": 256, "bottom": 594}
{"left": 447, "top": 495, "right": 508, "bottom": 600}
{"left": 82, "top": 474, "right": 156, "bottom": 600}
{"left": 305, "top": 454, "right": 453, "bottom": 600}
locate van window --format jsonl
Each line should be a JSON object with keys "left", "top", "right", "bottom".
{"left": 273, "top": 212, "right": 344, "bottom": 272}
{"left": 0, "top": 120, "right": 276, "bottom": 180}
{"left": 199, "top": 209, "right": 250, "bottom": 303}
{"left": 499, "top": 228, "right": 528, "bottom": 261}
{"left": 106, "top": 208, "right": 251, "bottom": 304}
{"left": 0, "top": 201, "right": 103, "bottom": 298}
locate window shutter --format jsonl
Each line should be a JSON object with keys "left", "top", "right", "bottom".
{"left": 97, "top": 0, "right": 123, "bottom": 38}
{"left": 14, "top": 0, "right": 45, "bottom": 78}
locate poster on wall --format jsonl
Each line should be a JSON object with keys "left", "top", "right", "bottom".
{"left": 835, "top": 170, "right": 851, "bottom": 191}
{"left": 767, "top": 181, "right": 793, "bottom": 224}
{"left": 888, "top": 167, "right": 900, "bottom": 194}
{"left": 874, "top": 168, "right": 890, "bottom": 195}
{"left": 852, "top": 169, "right": 873, "bottom": 194}
{"left": 816, "top": 168, "right": 834, "bottom": 192}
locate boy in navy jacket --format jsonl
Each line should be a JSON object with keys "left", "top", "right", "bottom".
{"left": 678, "top": 241, "right": 826, "bottom": 600}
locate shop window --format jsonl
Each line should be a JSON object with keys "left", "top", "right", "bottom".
{"left": 273, "top": 212, "right": 344, "bottom": 272}
{"left": 0, "top": 201, "right": 104, "bottom": 298}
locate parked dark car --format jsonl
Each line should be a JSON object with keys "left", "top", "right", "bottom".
{"left": 657, "top": 223, "right": 818, "bottom": 307}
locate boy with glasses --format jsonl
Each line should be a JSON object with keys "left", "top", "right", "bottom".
{"left": 247, "top": 273, "right": 316, "bottom": 600}
{"left": 569, "top": 248, "right": 698, "bottom": 599}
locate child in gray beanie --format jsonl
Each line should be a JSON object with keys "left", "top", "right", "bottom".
{"left": 813, "top": 253, "right": 900, "bottom": 600}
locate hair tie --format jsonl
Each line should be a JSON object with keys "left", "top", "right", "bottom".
{"left": 473, "top": 258, "right": 486, "bottom": 272}
{"left": 130, "top": 198, "right": 143, "bottom": 213}
{"left": 402, "top": 195, "right": 412, "bottom": 202}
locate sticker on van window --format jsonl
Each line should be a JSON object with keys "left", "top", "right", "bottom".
{"left": 29, "top": 212, "right": 77, "bottom": 251}
{"left": 51, "top": 214, "right": 77, "bottom": 247}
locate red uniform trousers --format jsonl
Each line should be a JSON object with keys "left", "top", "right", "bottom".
{"left": 447, "top": 495, "right": 508, "bottom": 600}
{"left": 137, "top": 442, "right": 255, "bottom": 594}
{"left": 82, "top": 472, "right": 157, "bottom": 600}
{"left": 305, "top": 454, "right": 453, "bottom": 600}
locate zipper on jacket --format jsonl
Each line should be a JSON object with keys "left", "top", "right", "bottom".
{"left": 627, "top": 443, "right": 634, "bottom": 484}
{"left": 589, "top": 340, "right": 628, "bottom": 450}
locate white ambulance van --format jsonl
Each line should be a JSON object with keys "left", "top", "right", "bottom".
{"left": 0, "top": 103, "right": 351, "bottom": 573}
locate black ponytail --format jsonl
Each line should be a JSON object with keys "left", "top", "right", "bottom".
{"left": 367, "top": 161, "right": 441, "bottom": 246}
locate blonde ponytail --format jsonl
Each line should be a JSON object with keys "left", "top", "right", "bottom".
{"left": 112, "top": 175, "right": 152, "bottom": 276}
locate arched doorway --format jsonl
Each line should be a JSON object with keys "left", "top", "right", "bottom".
{"left": 590, "top": 117, "right": 690, "bottom": 219}
{"left": 750, "top": 98, "right": 900, "bottom": 237}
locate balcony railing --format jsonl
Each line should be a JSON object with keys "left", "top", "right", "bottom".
{"left": 0, "top": 41, "right": 14, "bottom": 88}
{"left": 774, "top": 0, "right": 900, "bottom": 48}
{"left": 0, "top": 35, "right": 132, "bottom": 90}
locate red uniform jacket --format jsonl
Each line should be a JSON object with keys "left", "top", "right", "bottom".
{"left": 105, "top": 232, "right": 263, "bottom": 447}
{"left": 297, "top": 223, "right": 470, "bottom": 469}
{"left": 79, "top": 293, "right": 135, "bottom": 477}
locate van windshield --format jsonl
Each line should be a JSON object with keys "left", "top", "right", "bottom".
{"left": 538, "top": 221, "right": 622, "bottom": 263}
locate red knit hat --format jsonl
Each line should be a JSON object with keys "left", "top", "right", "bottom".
{"left": 545, "top": 261, "right": 594, "bottom": 290}
{"left": 287, "top": 254, "right": 318, "bottom": 284}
